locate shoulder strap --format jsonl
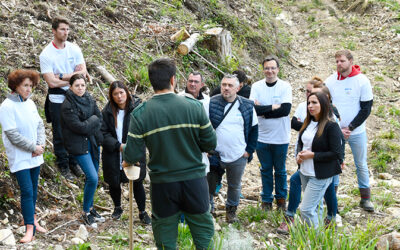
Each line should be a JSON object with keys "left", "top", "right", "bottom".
{"left": 216, "top": 97, "right": 238, "bottom": 129}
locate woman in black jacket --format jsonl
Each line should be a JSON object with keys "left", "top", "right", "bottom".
{"left": 61, "top": 74, "right": 104, "bottom": 228}
{"left": 101, "top": 81, "right": 150, "bottom": 224}
{"left": 296, "top": 92, "right": 342, "bottom": 229}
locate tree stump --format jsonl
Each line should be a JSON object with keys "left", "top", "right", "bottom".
{"left": 203, "top": 28, "right": 232, "bottom": 62}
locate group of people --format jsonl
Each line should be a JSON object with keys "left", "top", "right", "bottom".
{"left": 0, "top": 16, "right": 374, "bottom": 249}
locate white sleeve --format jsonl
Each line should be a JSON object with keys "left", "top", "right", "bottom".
{"left": 360, "top": 76, "right": 373, "bottom": 102}
{"left": 39, "top": 54, "right": 53, "bottom": 74}
{"left": 281, "top": 82, "right": 292, "bottom": 104}
{"left": 249, "top": 83, "right": 257, "bottom": 101}
{"left": 74, "top": 45, "right": 85, "bottom": 65}
{"left": 202, "top": 99, "right": 210, "bottom": 117}
{"left": 252, "top": 108, "right": 258, "bottom": 126}
{"left": 0, "top": 104, "right": 17, "bottom": 131}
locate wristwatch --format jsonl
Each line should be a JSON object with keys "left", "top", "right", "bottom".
{"left": 348, "top": 124, "right": 355, "bottom": 131}
{"left": 59, "top": 73, "right": 63, "bottom": 80}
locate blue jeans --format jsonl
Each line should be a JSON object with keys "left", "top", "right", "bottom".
{"left": 347, "top": 131, "right": 369, "bottom": 188}
{"left": 74, "top": 141, "right": 100, "bottom": 213}
{"left": 286, "top": 171, "right": 337, "bottom": 220}
{"left": 299, "top": 173, "right": 332, "bottom": 229}
{"left": 257, "top": 142, "right": 288, "bottom": 203}
{"left": 15, "top": 166, "right": 40, "bottom": 225}
{"left": 220, "top": 156, "right": 247, "bottom": 207}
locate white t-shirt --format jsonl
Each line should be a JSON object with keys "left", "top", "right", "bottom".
{"left": 294, "top": 101, "right": 307, "bottom": 122}
{"left": 39, "top": 41, "right": 85, "bottom": 103}
{"left": 204, "top": 99, "right": 258, "bottom": 163}
{"left": 116, "top": 110, "right": 125, "bottom": 170}
{"left": 325, "top": 73, "right": 373, "bottom": 135}
{"left": 250, "top": 78, "right": 292, "bottom": 144}
{"left": 0, "top": 98, "right": 44, "bottom": 173}
{"left": 299, "top": 121, "right": 318, "bottom": 177}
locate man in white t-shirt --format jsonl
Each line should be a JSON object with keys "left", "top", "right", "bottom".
{"left": 325, "top": 50, "right": 374, "bottom": 212}
{"left": 204, "top": 75, "right": 258, "bottom": 223}
{"left": 40, "top": 17, "right": 87, "bottom": 180}
{"left": 250, "top": 55, "right": 292, "bottom": 211}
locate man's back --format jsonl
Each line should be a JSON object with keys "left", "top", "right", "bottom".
{"left": 125, "top": 93, "right": 216, "bottom": 183}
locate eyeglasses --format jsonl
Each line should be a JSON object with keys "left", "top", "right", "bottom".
{"left": 264, "top": 67, "right": 277, "bottom": 71}
{"left": 188, "top": 80, "right": 200, "bottom": 84}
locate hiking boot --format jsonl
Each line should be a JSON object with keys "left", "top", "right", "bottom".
{"left": 276, "top": 198, "right": 286, "bottom": 211}
{"left": 277, "top": 216, "right": 294, "bottom": 235}
{"left": 139, "top": 211, "right": 151, "bottom": 225}
{"left": 90, "top": 209, "right": 105, "bottom": 223}
{"left": 359, "top": 188, "right": 374, "bottom": 212}
{"left": 70, "top": 164, "right": 84, "bottom": 177}
{"left": 226, "top": 205, "right": 239, "bottom": 223}
{"left": 60, "top": 167, "right": 75, "bottom": 181}
{"left": 82, "top": 213, "right": 97, "bottom": 229}
{"left": 261, "top": 202, "right": 272, "bottom": 211}
{"left": 360, "top": 198, "right": 374, "bottom": 212}
{"left": 111, "top": 206, "right": 123, "bottom": 220}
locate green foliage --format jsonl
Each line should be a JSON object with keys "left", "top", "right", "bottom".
{"left": 125, "top": 54, "right": 153, "bottom": 90}
{"left": 69, "top": 242, "right": 91, "bottom": 250}
{"left": 370, "top": 138, "right": 399, "bottom": 172}
{"left": 43, "top": 151, "right": 56, "bottom": 166}
{"left": 287, "top": 219, "right": 380, "bottom": 249}
{"left": 308, "top": 30, "right": 319, "bottom": 38}
{"left": 238, "top": 205, "right": 269, "bottom": 223}
{"left": 375, "top": 191, "right": 396, "bottom": 209}
{"left": 374, "top": 0, "right": 400, "bottom": 11}
{"left": 374, "top": 75, "right": 384, "bottom": 82}
{"left": 110, "top": 234, "right": 129, "bottom": 247}
{"left": 76, "top": 192, "right": 84, "bottom": 203}
{"left": 177, "top": 223, "right": 193, "bottom": 248}
{"left": 375, "top": 105, "right": 385, "bottom": 118}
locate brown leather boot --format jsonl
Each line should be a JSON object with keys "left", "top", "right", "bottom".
{"left": 276, "top": 198, "right": 286, "bottom": 211}
{"left": 226, "top": 205, "right": 239, "bottom": 223}
{"left": 261, "top": 202, "right": 272, "bottom": 211}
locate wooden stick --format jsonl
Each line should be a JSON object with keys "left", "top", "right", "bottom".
{"left": 89, "top": 76, "right": 108, "bottom": 100}
{"left": 46, "top": 219, "right": 78, "bottom": 235}
{"left": 192, "top": 50, "right": 225, "bottom": 75}
{"left": 0, "top": 2, "right": 12, "bottom": 12}
{"left": 93, "top": 204, "right": 113, "bottom": 212}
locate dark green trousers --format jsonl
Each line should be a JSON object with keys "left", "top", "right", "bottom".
{"left": 151, "top": 210, "right": 214, "bottom": 250}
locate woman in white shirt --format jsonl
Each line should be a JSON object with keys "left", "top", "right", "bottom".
{"left": 101, "top": 81, "right": 150, "bottom": 224}
{"left": 0, "top": 69, "right": 46, "bottom": 243}
{"left": 296, "top": 92, "right": 343, "bottom": 229}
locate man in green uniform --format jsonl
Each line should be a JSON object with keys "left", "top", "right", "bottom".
{"left": 123, "top": 58, "right": 217, "bottom": 249}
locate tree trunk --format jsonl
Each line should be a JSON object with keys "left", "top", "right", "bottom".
{"left": 203, "top": 28, "right": 232, "bottom": 62}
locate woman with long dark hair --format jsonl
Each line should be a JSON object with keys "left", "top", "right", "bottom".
{"left": 101, "top": 81, "right": 150, "bottom": 224}
{"left": 296, "top": 92, "right": 342, "bottom": 229}
{"left": 61, "top": 74, "right": 104, "bottom": 228}
{"left": 0, "top": 69, "right": 47, "bottom": 243}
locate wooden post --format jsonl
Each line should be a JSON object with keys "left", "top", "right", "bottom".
{"left": 177, "top": 33, "right": 200, "bottom": 55}
{"left": 129, "top": 180, "right": 133, "bottom": 250}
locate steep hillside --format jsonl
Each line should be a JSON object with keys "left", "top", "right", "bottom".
{"left": 0, "top": 0, "right": 399, "bottom": 249}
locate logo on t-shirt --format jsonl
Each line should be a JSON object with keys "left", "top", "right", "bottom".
{"left": 272, "top": 96, "right": 281, "bottom": 104}
{"left": 344, "top": 88, "right": 352, "bottom": 95}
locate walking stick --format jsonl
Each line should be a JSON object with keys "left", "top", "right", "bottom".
{"left": 129, "top": 179, "right": 133, "bottom": 250}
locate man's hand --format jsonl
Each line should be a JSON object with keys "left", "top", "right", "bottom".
{"left": 254, "top": 99, "right": 260, "bottom": 105}
{"left": 122, "top": 160, "right": 140, "bottom": 168}
{"left": 272, "top": 104, "right": 281, "bottom": 110}
{"left": 120, "top": 143, "right": 125, "bottom": 152}
{"left": 341, "top": 127, "right": 351, "bottom": 140}
{"left": 243, "top": 151, "right": 250, "bottom": 158}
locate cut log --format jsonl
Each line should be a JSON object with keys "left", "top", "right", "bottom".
{"left": 170, "top": 28, "right": 190, "bottom": 42}
{"left": 177, "top": 33, "right": 200, "bottom": 55}
{"left": 203, "top": 28, "right": 232, "bottom": 61}
{"left": 94, "top": 66, "right": 116, "bottom": 83}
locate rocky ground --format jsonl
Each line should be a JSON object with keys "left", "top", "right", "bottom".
{"left": 0, "top": 0, "right": 400, "bottom": 249}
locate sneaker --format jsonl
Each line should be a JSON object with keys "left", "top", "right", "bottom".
{"left": 139, "top": 211, "right": 151, "bottom": 225}
{"left": 277, "top": 216, "right": 294, "bottom": 235}
{"left": 70, "top": 164, "right": 84, "bottom": 177}
{"left": 82, "top": 213, "right": 97, "bottom": 229}
{"left": 261, "top": 202, "right": 272, "bottom": 211}
{"left": 111, "top": 207, "right": 123, "bottom": 220}
{"left": 90, "top": 209, "right": 105, "bottom": 223}
{"left": 60, "top": 167, "right": 75, "bottom": 181}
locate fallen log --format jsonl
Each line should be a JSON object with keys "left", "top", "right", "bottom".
{"left": 177, "top": 33, "right": 200, "bottom": 55}
{"left": 95, "top": 65, "right": 116, "bottom": 83}
{"left": 170, "top": 28, "right": 190, "bottom": 42}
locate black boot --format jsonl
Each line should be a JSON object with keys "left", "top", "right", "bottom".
{"left": 359, "top": 188, "right": 374, "bottom": 212}
{"left": 59, "top": 165, "right": 75, "bottom": 181}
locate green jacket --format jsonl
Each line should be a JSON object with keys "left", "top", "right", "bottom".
{"left": 123, "top": 92, "right": 216, "bottom": 183}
